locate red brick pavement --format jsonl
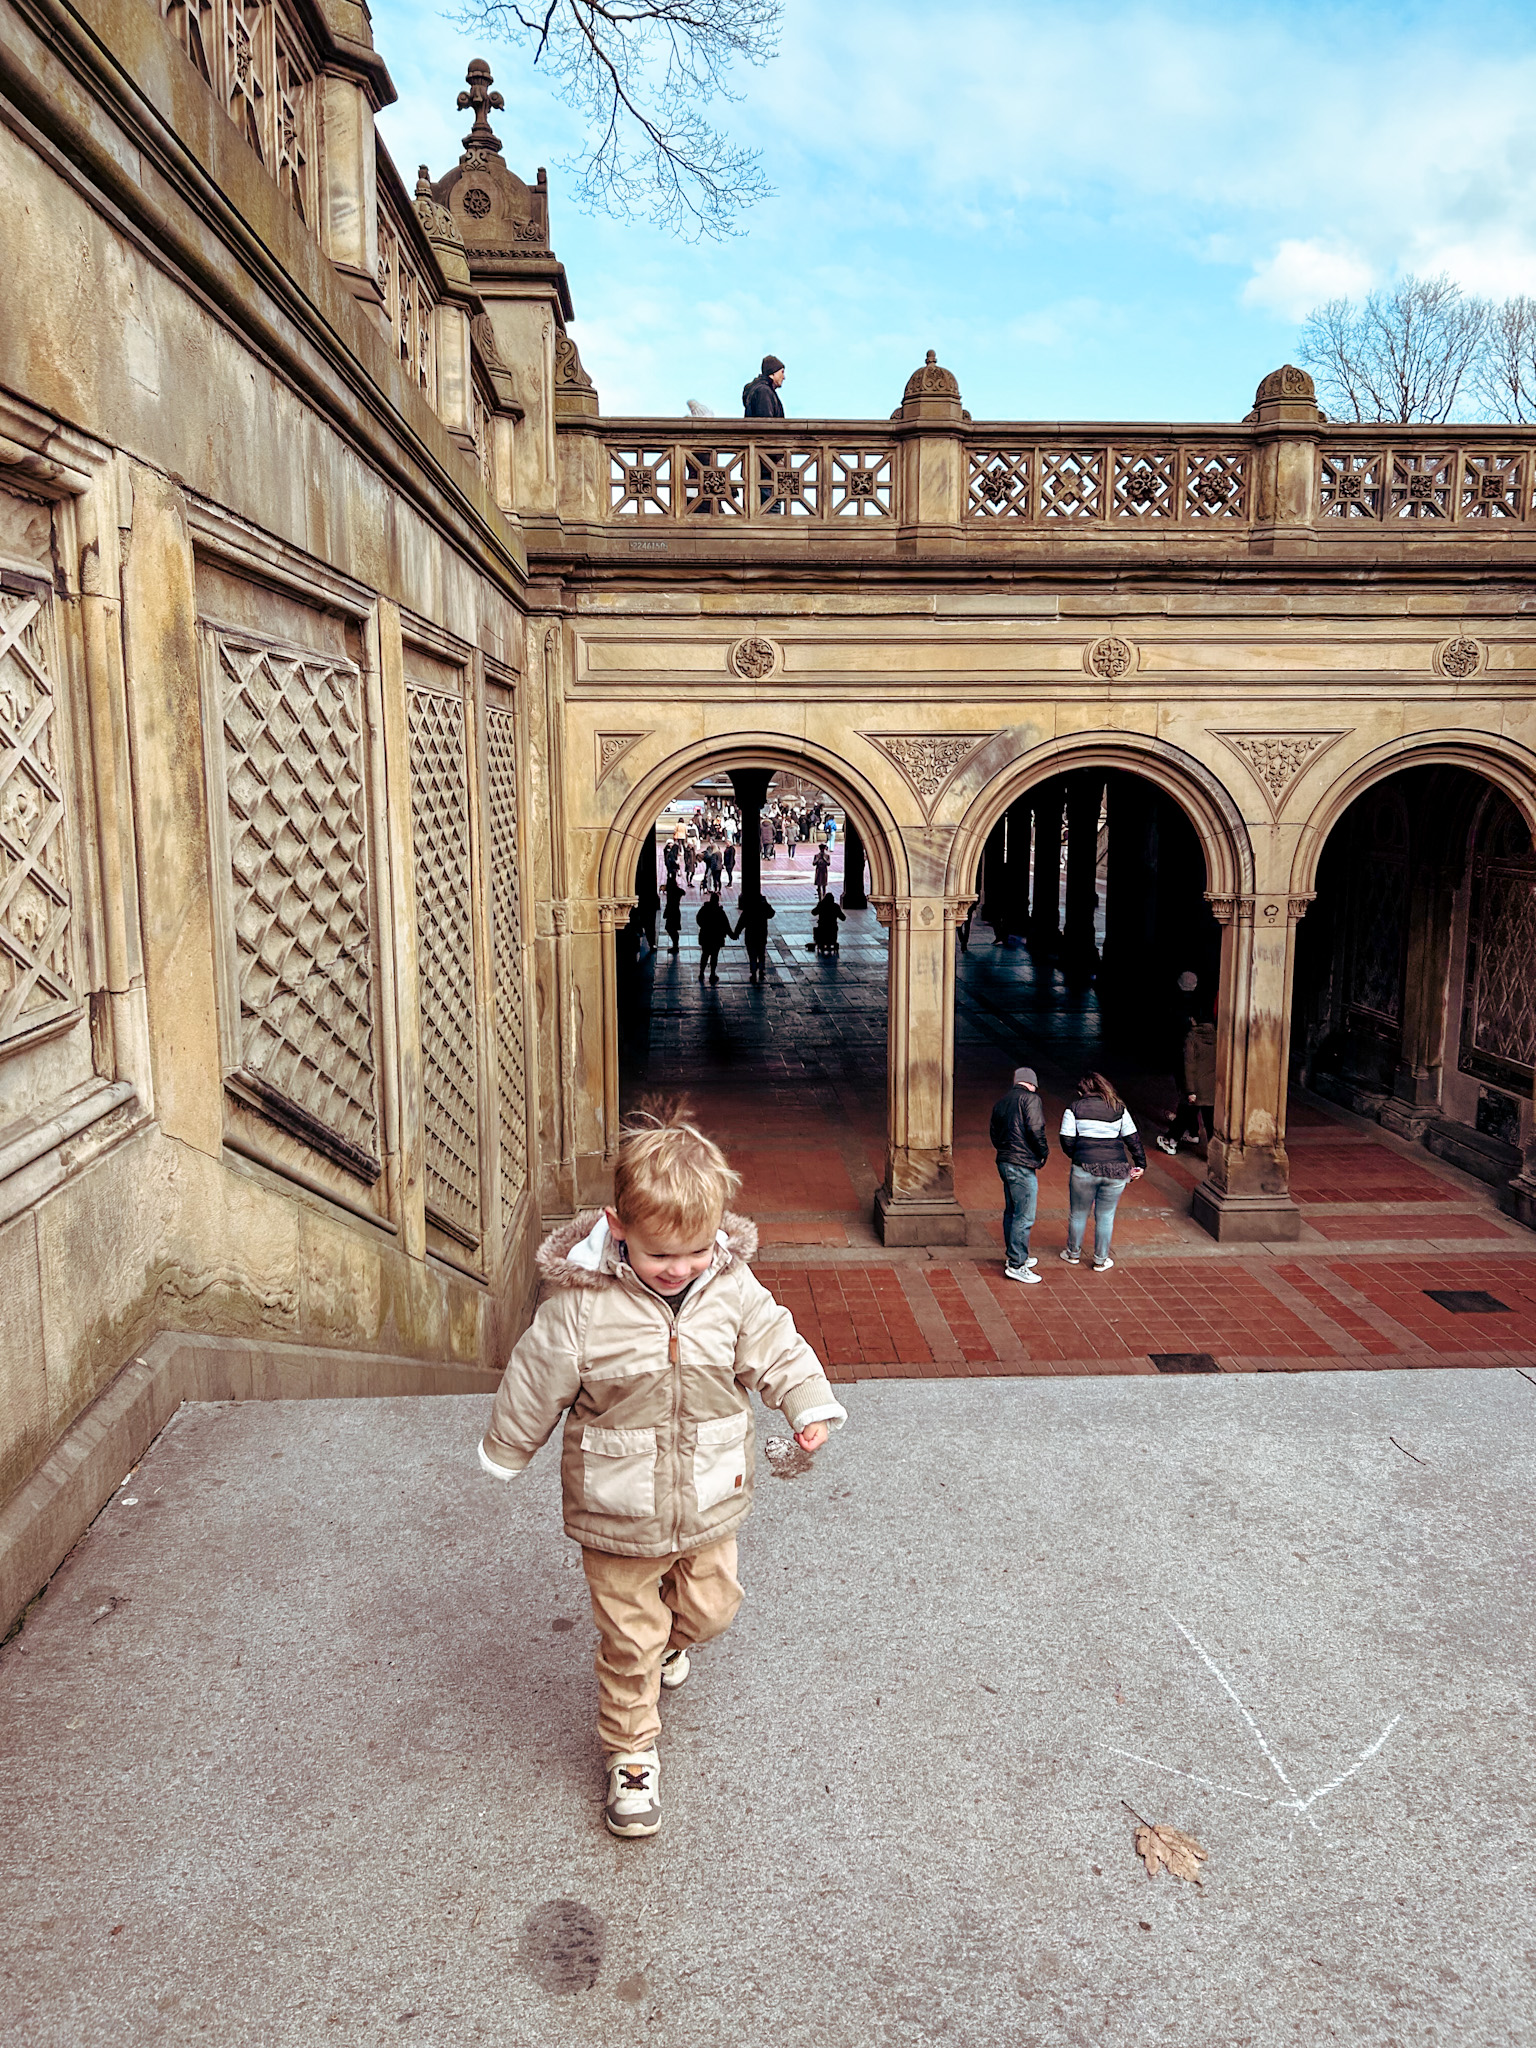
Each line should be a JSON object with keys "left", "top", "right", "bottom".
{"left": 754, "top": 1255, "right": 1536, "bottom": 1378}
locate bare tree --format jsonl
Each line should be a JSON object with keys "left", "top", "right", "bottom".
{"left": 1476, "top": 294, "right": 1536, "bottom": 422}
{"left": 1299, "top": 274, "right": 1490, "bottom": 423}
{"left": 456, "top": 0, "right": 781, "bottom": 239}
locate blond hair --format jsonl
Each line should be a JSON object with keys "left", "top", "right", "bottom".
{"left": 612, "top": 1108, "right": 740, "bottom": 1242}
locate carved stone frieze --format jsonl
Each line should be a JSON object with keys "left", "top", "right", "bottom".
{"left": 862, "top": 732, "right": 999, "bottom": 816}
{"left": 595, "top": 730, "right": 649, "bottom": 788}
{"left": 1083, "top": 635, "right": 1135, "bottom": 680}
{"left": 1210, "top": 728, "right": 1350, "bottom": 817}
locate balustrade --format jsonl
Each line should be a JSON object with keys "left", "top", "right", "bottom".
{"left": 1317, "top": 441, "right": 1535, "bottom": 523}
{"left": 159, "top": 0, "right": 318, "bottom": 224}
{"left": 605, "top": 431, "right": 896, "bottom": 521}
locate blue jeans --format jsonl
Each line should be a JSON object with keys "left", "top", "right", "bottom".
{"left": 997, "top": 1162, "right": 1039, "bottom": 1268}
{"left": 1067, "top": 1165, "right": 1129, "bottom": 1263}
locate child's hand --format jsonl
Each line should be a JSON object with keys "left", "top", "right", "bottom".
{"left": 793, "top": 1422, "right": 829, "bottom": 1454}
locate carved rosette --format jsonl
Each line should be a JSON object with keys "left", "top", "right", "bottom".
{"left": 1083, "top": 635, "right": 1136, "bottom": 680}
{"left": 1210, "top": 729, "right": 1350, "bottom": 818}
{"left": 729, "top": 636, "right": 779, "bottom": 681}
{"left": 595, "top": 731, "right": 648, "bottom": 788}
{"left": 1206, "top": 894, "right": 1311, "bottom": 927}
{"left": 1436, "top": 635, "right": 1485, "bottom": 679}
{"left": 862, "top": 732, "right": 999, "bottom": 817}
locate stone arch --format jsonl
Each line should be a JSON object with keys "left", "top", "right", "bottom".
{"left": 944, "top": 729, "right": 1255, "bottom": 903}
{"left": 598, "top": 730, "right": 911, "bottom": 901}
{"left": 1290, "top": 728, "right": 1536, "bottom": 899}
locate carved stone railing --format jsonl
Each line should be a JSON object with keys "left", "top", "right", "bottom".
{"left": 963, "top": 434, "right": 1250, "bottom": 524}
{"left": 1316, "top": 435, "right": 1536, "bottom": 525}
{"left": 376, "top": 162, "right": 439, "bottom": 405}
{"left": 601, "top": 425, "right": 897, "bottom": 521}
{"left": 158, "top": 0, "right": 320, "bottom": 225}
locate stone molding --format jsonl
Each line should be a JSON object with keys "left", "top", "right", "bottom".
{"left": 1206, "top": 893, "right": 1313, "bottom": 926}
{"left": 1209, "top": 728, "right": 1351, "bottom": 817}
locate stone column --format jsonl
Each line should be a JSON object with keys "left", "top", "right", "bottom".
{"left": 1381, "top": 857, "right": 1457, "bottom": 1137}
{"left": 872, "top": 897, "right": 966, "bottom": 1245}
{"left": 1029, "top": 780, "right": 1064, "bottom": 952}
{"left": 979, "top": 817, "right": 1007, "bottom": 933}
{"left": 1062, "top": 771, "right": 1103, "bottom": 972}
{"left": 1191, "top": 893, "right": 1306, "bottom": 1243}
{"left": 1099, "top": 771, "right": 1157, "bottom": 1007}
{"left": 729, "top": 768, "right": 772, "bottom": 903}
{"left": 840, "top": 817, "right": 868, "bottom": 908}
{"left": 634, "top": 836, "right": 659, "bottom": 951}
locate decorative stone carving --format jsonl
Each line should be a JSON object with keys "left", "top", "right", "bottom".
{"left": 1436, "top": 635, "right": 1484, "bottom": 679}
{"left": 902, "top": 350, "right": 960, "bottom": 402}
{"left": 470, "top": 313, "right": 504, "bottom": 370}
{"left": 1254, "top": 364, "right": 1315, "bottom": 404}
{"left": 729, "top": 637, "right": 778, "bottom": 680}
{"left": 423, "top": 63, "right": 555, "bottom": 259}
{"left": 1210, "top": 729, "right": 1350, "bottom": 817}
{"left": 412, "top": 169, "right": 464, "bottom": 249}
{"left": 863, "top": 732, "right": 999, "bottom": 816}
{"left": 555, "top": 334, "right": 594, "bottom": 390}
{"left": 485, "top": 705, "right": 527, "bottom": 1229}
{"left": 1083, "top": 635, "right": 1135, "bottom": 679}
{"left": 0, "top": 589, "right": 74, "bottom": 1043}
{"left": 408, "top": 681, "right": 482, "bottom": 1250}
{"left": 213, "top": 632, "right": 379, "bottom": 1180}
{"left": 595, "top": 731, "right": 648, "bottom": 787}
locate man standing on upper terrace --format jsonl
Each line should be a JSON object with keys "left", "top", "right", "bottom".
{"left": 743, "top": 355, "right": 786, "bottom": 417}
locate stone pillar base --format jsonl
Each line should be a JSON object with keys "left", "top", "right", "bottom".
{"left": 1498, "top": 1176, "right": 1536, "bottom": 1232}
{"left": 1191, "top": 1183, "right": 1302, "bottom": 1243}
{"left": 873, "top": 1189, "right": 968, "bottom": 1247}
{"left": 1378, "top": 1100, "right": 1437, "bottom": 1142}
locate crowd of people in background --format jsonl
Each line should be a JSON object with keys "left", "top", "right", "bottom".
{"left": 649, "top": 795, "right": 845, "bottom": 983}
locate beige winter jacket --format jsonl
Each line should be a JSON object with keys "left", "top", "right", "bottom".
{"left": 478, "top": 1211, "right": 847, "bottom": 1557}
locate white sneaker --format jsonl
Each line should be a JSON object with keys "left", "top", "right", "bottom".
{"left": 1004, "top": 1264, "right": 1042, "bottom": 1285}
{"left": 605, "top": 1750, "right": 661, "bottom": 1838}
{"left": 660, "top": 1645, "right": 690, "bottom": 1689}
{"left": 1093, "top": 1256, "right": 1115, "bottom": 1273}
{"left": 1060, "top": 1248, "right": 1080, "bottom": 1265}
{"left": 1155, "top": 1135, "right": 1178, "bottom": 1155}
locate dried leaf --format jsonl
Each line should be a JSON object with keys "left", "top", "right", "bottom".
{"left": 1132, "top": 1821, "right": 1207, "bottom": 1885}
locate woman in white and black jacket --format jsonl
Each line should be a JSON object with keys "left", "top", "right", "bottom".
{"left": 1059, "top": 1072, "right": 1145, "bottom": 1273}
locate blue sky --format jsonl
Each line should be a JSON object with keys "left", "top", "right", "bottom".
{"left": 372, "top": 0, "right": 1536, "bottom": 422}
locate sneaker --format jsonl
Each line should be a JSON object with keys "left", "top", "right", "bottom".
{"left": 1004, "top": 1264, "right": 1042, "bottom": 1285}
{"left": 1059, "top": 1248, "right": 1080, "bottom": 1265}
{"left": 659, "top": 1645, "right": 690, "bottom": 1690}
{"left": 1092, "top": 1256, "right": 1115, "bottom": 1273}
{"left": 604, "top": 1750, "right": 661, "bottom": 1838}
{"left": 1155, "top": 1135, "right": 1178, "bottom": 1155}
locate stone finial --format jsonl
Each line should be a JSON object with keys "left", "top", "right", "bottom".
{"left": 897, "top": 348, "right": 964, "bottom": 423}
{"left": 457, "top": 59, "right": 505, "bottom": 160}
{"left": 1249, "top": 363, "right": 1322, "bottom": 425}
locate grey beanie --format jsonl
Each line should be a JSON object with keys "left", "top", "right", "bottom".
{"left": 1012, "top": 1066, "right": 1038, "bottom": 1087}
{"left": 1176, "top": 971, "right": 1199, "bottom": 992}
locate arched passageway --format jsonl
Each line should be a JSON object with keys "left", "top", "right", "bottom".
{"left": 1292, "top": 758, "right": 1536, "bottom": 1224}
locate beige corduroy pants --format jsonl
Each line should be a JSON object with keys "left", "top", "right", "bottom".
{"left": 580, "top": 1537, "right": 743, "bottom": 1755}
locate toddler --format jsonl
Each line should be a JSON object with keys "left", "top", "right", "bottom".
{"left": 478, "top": 1115, "right": 845, "bottom": 1836}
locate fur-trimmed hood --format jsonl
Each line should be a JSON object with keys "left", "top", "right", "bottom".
{"left": 534, "top": 1208, "right": 759, "bottom": 1292}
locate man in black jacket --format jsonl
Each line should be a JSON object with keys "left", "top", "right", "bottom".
{"left": 989, "top": 1066, "right": 1049, "bottom": 1283}
{"left": 742, "top": 355, "right": 786, "bottom": 417}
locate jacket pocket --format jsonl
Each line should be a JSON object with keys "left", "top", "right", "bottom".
{"left": 692, "top": 1412, "right": 750, "bottom": 1514}
{"left": 580, "top": 1425, "right": 657, "bottom": 1519}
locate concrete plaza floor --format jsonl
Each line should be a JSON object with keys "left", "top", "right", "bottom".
{"left": 3, "top": 1370, "right": 1534, "bottom": 2046}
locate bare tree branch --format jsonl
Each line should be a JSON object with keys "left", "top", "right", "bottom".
{"left": 455, "top": 0, "right": 781, "bottom": 239}
{"left": 1477, "top": 295, "right": 1536, "bottom": 423}
{"left": 1299, "top": 274, "right": 1490, "bottom": 423}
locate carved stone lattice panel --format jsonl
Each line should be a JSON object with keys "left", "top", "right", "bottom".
{"left": 595, "top": 730, "right": 648, "bottom": 788}
{"left": 1113, "top": 450, "right": 1175, "bottom": 518}
{"left": 1210, "top": 729, "right": 1349, "bottom": 817}
{"left": 609, "top": 447, "right": 674, "bottom": 516}
{"left": 828, "top": 447, "right": 894, "bottom": 517}
{"left": 1460, "top": 453, "right": 1525, "bottom": 519}
{"left": 1389, "top": 451, "right": 1455, "bottom": 520}
{"left": 0, "top": 589, "right": 75, "bottom": 1043}
{"left": 215, "top": 633, "right": 379, "bottom": 1177}
{"left": 1319, "top": 451, "right": 1383, "bottom": 519}
{"left": 486, "top": 706, "right": 527, "bottom": 1229}
{"left": 968, "top": 449, "right": 1032, "bottom": 518}
{"left": 408, "top": 684, "right": 482, "bottom": 1248}
{"left": 683, "top": 447, "right": 746, "bottom": 517}
{"left": 756, "top": 448, "right": 823, "bottom": 516}
{"left": 1038, "top": 449, "right": 1104, "bottom": 519}
{"left": 862, "top": 732, "right": 998, "bottom": 817}
{"left": 1184, "top": 450, "right": 1247, "bottom": 519}
{"left": 1461, "top": 792, "right": 1536, "bottom": 1088}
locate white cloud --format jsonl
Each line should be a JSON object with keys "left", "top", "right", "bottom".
{"left": 1242, "top": 240, "right": 1375, "bottom": 319}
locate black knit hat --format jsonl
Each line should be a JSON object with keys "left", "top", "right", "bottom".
{"left": 761, "top": 354, "right": 785, "bottom": 376}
